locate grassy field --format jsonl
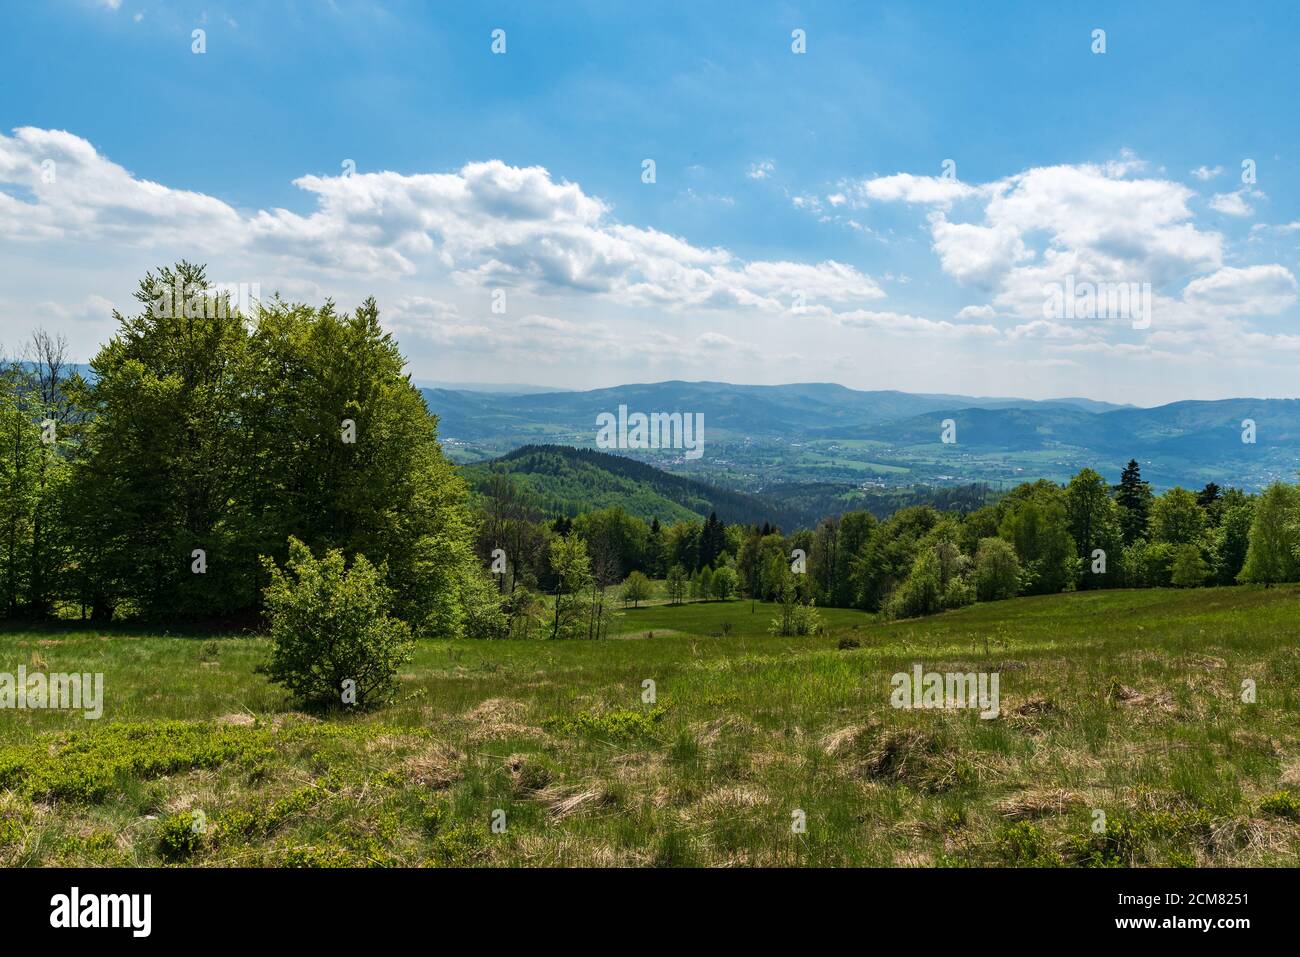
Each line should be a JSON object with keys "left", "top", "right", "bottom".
{"left": 2, "top": 586, "right": 1300, "bottom": 867}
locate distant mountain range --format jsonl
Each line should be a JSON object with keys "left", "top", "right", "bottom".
{"left": 426, "top": 380, "right": 1300, "bottom": 495}
{"left": 413, "top": 380, "right": 562, "bottom": 395}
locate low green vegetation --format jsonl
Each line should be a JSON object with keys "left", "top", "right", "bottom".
{"left": 3, "top": 585, "right": 1299, "bottom": 867}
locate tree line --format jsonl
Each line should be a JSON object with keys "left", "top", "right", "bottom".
{"left": 474, "top": 448, "right": 1296, "bottom": 633}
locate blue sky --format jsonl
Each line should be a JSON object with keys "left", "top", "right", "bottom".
{"left": 3, "top": 0, "right": 1300, "bottom": 404}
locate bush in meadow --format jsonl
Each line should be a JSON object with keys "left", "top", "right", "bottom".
{"left": 261, "top": 537, "right": 413, "bottom": 708}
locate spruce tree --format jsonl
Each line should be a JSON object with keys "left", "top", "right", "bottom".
{"left": 1114, "top": 459, "right": 1152, "bottom": 545}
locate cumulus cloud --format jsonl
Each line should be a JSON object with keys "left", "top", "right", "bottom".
{"left": 852, "top": 157, "right": 1226, "bottom": 318}
{"left": 929, "top": 215, "right": 1028, "bottom": 287}
{"left": 0, "top": 127, "right": 243, "bottom": 245}
{"left": 853, "top": 172, "right": 980, "bottom": 208}
{"left": 0, "top": 128, "right": 884, "bottom": 318}
{"left": 1181, "top": 264, "right": 1297, "bottom": 314}
{"left": 1208, "top": 189, "right": 1256, "bottom": 217}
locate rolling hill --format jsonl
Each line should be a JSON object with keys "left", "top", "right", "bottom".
{"left": 460, "top": 445, "right": 994, "bottom": 530}
{"left": 461, "top": 445, "right": 790, "bottom": 526}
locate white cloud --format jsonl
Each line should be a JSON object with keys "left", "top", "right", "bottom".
{"left": 33, "top": 294, "right": 116, "bottom": 323}
{"left": 929, "top": 215, "right": 1029, "bottom": 287}
{"left": 856, "top": 157, "right": 1225, "bottom": 318}
{"left": 0, "top": 128, "right": 884, "bottom": 317}
{"left": 1005, "top": 319, "right": 1088, "bottom": 341}
{"left": 1182, "top": 264, "right": 1297, "bottom": 314}
{"left": 853, "top": 172, "right": 980, "bottom": 208}
{"left": 0, "top": 127, "right": 243, "bottom": 245}
{"left": 836, "top": 308, "right": 999, "bottom": 339}
{"left": 954, "top": 304, "right": 996, "bottom": 321}
{"left": 747, "top": 160, "right": 775, "bottom": 180}
{"left": 1190, "top": 165, "right": 1223, "bottom": 181}
{"left": 1208, "top": 189, "right": 1259, "bottom": 217}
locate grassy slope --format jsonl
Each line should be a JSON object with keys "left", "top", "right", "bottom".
{"left": 2, "top": 586, "right": 1299, "bottom": 867}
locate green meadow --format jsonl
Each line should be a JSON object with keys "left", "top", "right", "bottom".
{"left": 2, "top": 585, "right": 1299, "bottom": 867}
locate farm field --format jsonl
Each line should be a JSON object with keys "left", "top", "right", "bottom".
{"left": 2, "top": 586, "right": 1299, "bottom": 867}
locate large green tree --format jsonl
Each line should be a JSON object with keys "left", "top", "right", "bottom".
{"left": 67, "top": 263, "right": 252, "bottom": 621}
{"left": 999, "top": 488, "right": 1077, "bottom": 595}
{"left": 1149, "top": 487, "right": 1207, "bottom": 546}
{"left": 67, "top": 264, "right": 478, "bottom": 631}
{"left": 1239, "top": 483, "right": 1300, "bottom": 583}
{"left": 0, "top": 359, "right": 41, "bottom": 617}
{"left": 1065, "top": 468, "right": 1123, "bottom": 588}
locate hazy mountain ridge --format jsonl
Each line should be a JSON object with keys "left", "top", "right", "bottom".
{"left": 425, "top": 381, "right": 1300, "bottom": 492}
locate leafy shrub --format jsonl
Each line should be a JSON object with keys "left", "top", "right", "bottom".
{"left": 428, "top": 823, "right": 489, "bottom": 867}
{"left": 769, "top": 596, "right": 824, "bottom": 636}
{"left": 420, "top": 799, "right": 450, "bottom": 835}
{"left": 212, "top": 785, "right": 335, "bottom": 851}
{"left": 1064, "top": 808, "right": 1215, "bottom": 867}
{"left": 996, "top": 821, "right": 1062, "bottom": 866}
{"left": 157, "top": 811, "right": 204, "bottom": 862}
{"left": 543, "top": 705, "right": 668, "bottom": 741}
{"left": 282, "top": 845, "right": 357, "bottom": 868}
{"left": 261, "top": 537, "right": 413, "bottom": 708}
{"left": 460, "top": 566, "right": 508, "bottom": 639}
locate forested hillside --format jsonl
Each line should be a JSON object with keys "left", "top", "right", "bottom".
{"left": 462, "top": 445, "right": 790, "bottom": 526}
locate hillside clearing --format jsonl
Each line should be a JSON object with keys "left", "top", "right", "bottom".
{"left": 2, "top": 585, "right": 1298, "bottom": 867}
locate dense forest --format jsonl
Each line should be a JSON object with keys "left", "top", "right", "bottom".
{"left": 3, "top": 264, "right": 1297, "bottom": 643}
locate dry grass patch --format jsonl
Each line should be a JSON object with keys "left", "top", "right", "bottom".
{"left": 397, "top": 742, "right": 464, "bottom": 789}
{"left": 995, "top": 787, "right": 1086, "bottom": 820}
{"left": 460, "top": 697, "right": 546, "bottom": 743}
{"left": 535, "top": 784, "right": 610, "bottom": 820}
{"left": 692, "top": 714, "right": 758, "bottom": 746}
